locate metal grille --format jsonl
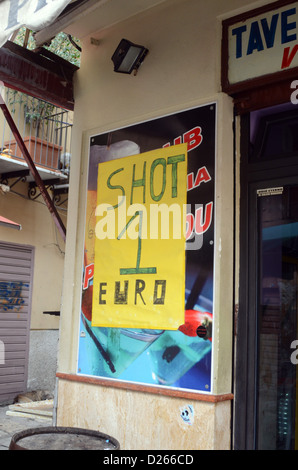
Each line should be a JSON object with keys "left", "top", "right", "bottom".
{"left": 0, "top": 88, "right": 72, "bottom": 174}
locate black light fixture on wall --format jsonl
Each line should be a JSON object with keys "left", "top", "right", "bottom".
{"left": 111, "top": 38, "right": 149, "bottom": 75}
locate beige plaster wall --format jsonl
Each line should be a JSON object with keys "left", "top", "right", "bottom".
{"left": 57, "top": 378, "right": 231, "bottom": 450}
{"left": 0, "top": 180, "right": 65, "bottom": 329}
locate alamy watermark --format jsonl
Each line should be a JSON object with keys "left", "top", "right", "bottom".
{"left": 286, "top": 86, "right": 298, "bottom": 363}
{"left": 94, "top": 196, "right": 213, "bottom": 251}
{"left": 290, "top": 80, "right": 298, "bottom": 104}
{"left": 290, "top": 340, "right": 298, "bottom": 364}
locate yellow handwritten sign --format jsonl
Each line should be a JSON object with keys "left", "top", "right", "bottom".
{"left": 92, "top": 144, "right": 187, "bottom": 329}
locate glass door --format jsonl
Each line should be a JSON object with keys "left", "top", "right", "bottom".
{"left": 256, "top": 184, "right": 298, "bottom": 450}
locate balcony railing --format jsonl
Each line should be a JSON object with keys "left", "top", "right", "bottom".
{"left": 0, "top": 88, "right": 72, "bottom": 175}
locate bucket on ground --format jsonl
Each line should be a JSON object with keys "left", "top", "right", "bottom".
{"left": 9, "top": 426, "right": 120, "bottom": 450}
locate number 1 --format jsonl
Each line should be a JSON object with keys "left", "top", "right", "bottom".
{"left": 117, "top": 211, "right": 157, "bottom": 275}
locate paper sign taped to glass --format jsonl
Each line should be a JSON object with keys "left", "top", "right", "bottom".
{"left": 91, "top": 144, "right": 188, "bottom": 329}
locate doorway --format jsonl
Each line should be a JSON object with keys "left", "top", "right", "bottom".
{"left": 256, "top": 183, "right": 298, "bottom": 449}
{"left": 235, "top": 105, "right": 298, "bottom": 449}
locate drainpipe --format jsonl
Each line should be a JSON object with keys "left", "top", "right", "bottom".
{"left": 0, "top": 91, "right": 66, "bottom": 242}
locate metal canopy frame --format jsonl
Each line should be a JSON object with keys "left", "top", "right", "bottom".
{"left": 0, "top": 41, "right": 78, "bottom": 111}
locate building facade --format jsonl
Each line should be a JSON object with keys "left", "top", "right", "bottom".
{"left": 52, "top": 0, "right": 298, "bottom": 450}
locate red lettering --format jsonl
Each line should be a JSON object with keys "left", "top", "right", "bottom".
{"left": 194, "top": 166, "right": 211, "bottom": 187}
{"left": 187, "top": 167, "right": 211, "bottom": 192}
{"left": 281, "top": 45, "right": 298, "bottom": 69}
{"left": 163, "top": 126, "right": 203, "bottom": 151}
{"left": 187, "top": 172, "right": 194, "bottom": 191}
{"left": 184, "top": 126, "right": 203, "bottom": 151}
{"left": 174, "top": 136, "right": 182, "bottom": 145}
{"left": 195, "top": 202, "right": 213, "bottom": 235}
{"left": 83, "top": 263, "right": 94, "bottom": 289}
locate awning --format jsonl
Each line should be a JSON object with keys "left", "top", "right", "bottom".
{"left": 0, "top": 215, "right": 21, "bottom": 230}
{"left": 0, "top": 0, "right": 72, "bottom": 49}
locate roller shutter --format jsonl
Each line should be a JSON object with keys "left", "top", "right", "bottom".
{"left": 0, "top": 242, "right": 34, "bottom": 404}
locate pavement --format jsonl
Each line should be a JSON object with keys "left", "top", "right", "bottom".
{"left": 0, "top": 404, "right": 52, "bottom": 450}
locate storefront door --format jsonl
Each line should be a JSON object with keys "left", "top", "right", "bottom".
{"left": 235, "top": 106, "right": 298, "bottom": 450}
{"left": 255, "top": 183, "right": 298, "bottom": 449}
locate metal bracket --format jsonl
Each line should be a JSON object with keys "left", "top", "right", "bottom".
{"left": 0, "top": 169, "right": 29, "bottom": 187}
